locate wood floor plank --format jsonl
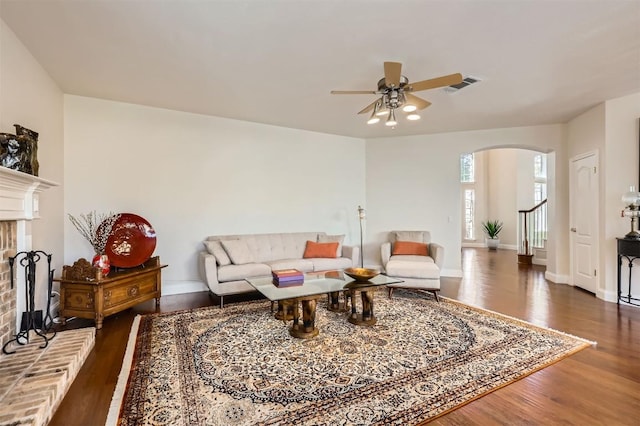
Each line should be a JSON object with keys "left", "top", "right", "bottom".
{"left": 48, "top": 248, "right": 640, "bottom": 425}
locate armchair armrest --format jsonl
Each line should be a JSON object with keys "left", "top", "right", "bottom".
{"left": 429, "top": 243, "right": 444, "bottom": 269}
{"left": 198, "top": 251, "right": 220, "bottom": 293}
{"left": 381, "top": 242, "right": 391, "bottom": 269}
{"left": 342, "top": 245, "right": 360, "bottom": 268}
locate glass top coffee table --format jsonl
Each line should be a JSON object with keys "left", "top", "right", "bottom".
{"left": 246, "top": 270, "right": 403, "bottom": 338}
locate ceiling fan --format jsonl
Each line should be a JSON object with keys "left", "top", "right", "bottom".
{"left": 331, "top": 62, "right": 463, "bottom": 127}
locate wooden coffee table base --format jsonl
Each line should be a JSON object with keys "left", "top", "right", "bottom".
{"left": 284, "top": 295, "right": 323, "bottom": 339}
{"left": 274, "top": 301, "right": 295, "bottom": 321}
{"left": 347, "top": 286, "right": 378, "bottom": 326}
{"left": 327, "top": 291, "right": 350, "bottom": 313}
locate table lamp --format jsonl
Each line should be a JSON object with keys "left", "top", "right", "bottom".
{"left": 621, "top": 186, "right": 640, "bottom": 239}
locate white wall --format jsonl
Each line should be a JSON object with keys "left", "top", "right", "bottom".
{"left": 603, "top": 93, "right": 640, "bottom": 303}
{"left": 366, "top": 125, "right": 566, "bottom": 277}
{"left": 0, "top": 19, "right": 64, "bottom": 313}
{"left": 488, "top": 149, "right": 518, "bottom": 246}
{"left": 64, "top": 96, "right": 365, "bottom": 294}
{"left": 566, "top": 93, "right": 640, "bottom": 304}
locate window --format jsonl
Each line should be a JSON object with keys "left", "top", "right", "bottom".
{"left": 460, "top": 153, "right": 475, "bottom": 183}
{"left": 461, "top": 153, "right": 476, "bottom": 240}
{"left": 534, "top": 182, "right": 547, "bottom": 205}
{"left": 464, "top": 189, "right": 475, "bottom": 239}
{"left": 534, "top": 154, "right": 547, "bottom": 179}
{"left": 534, "top": 154, "right": 547, "bottom": 204}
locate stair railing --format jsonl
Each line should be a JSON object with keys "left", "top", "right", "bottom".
{"left": 518, "top": 199, "right": 547, "bottom": 260}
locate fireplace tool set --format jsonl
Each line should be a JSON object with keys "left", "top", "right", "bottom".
{"left": 2, "top": 250, "right": 56, "bottom": 355}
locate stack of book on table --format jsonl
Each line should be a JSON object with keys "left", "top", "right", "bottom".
{"left": 272, "top": 269, "right": 304, "bottom": 287}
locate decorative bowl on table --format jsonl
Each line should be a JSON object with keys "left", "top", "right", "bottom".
{"left": 344, "top": 267, "right": 380, "bottom": 282}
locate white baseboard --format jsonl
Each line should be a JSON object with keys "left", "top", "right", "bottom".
{"left": 532, "top": 258, "right": 547, "bottom": 266}
{"left": 441, "top": 269, "right": 463, "bottom": 278}
{"left": 599, "top": 289, "right": 619, "bottom": 304}
{"left": 462, "top": 242, "right": 516, "bottom": 250}
{"left": 163, "top": 280, "right": 208, "bottom": 296}
{"left": 544, "top": 271, "right": 569, "bottom": 284}
{"left": 462, "top": 242, "right": 485, "bottom": 248}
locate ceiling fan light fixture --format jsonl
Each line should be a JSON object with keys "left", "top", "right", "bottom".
{"left": 385, "top": 109, "right": 397, "bottom": 127}
{"left": 331, "top": 61, "right": 462, "bottom": 128}
{"left": 402, "top": 104, "right": 417, "bottom": 113}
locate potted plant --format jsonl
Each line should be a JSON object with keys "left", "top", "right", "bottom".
{"left": 482, "top": 220, "right": 503, "bottom": 250}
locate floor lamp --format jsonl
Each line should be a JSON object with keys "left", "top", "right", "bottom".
{"left": 358, "top": 205, "right": 365, "bottom": 268}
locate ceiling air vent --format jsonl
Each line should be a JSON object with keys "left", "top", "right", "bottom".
{"left": 444, "top": 76, "right": 481, "bottom": 93}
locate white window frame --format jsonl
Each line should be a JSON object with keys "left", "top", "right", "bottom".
{"left": 460, "top": 153, "right": 475, "bottom": 183}
{"left": 534, "top": 154, "right": 547, "bottom": 205}
{"left": 464, "top": 188, "right": 475, "bottom": 240}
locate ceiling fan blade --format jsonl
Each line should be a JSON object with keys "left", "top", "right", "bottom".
{"left": 405, "top": 93, "right": 432, "bottom": 110}
{"left": 405, "top": 73, "right": 463, "bottom": 92}
{"left": 384, "top": 62, "right": 402, "bottom": 88}
{"left": 331, "top": 90, "right": 377, "bottom": 94}
{"left": 357, "top": 98, "right": 380, "bottom": 114}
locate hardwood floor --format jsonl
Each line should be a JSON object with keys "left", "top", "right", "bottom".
{"left": 49, "top": 248, "right": 640, "bottom": 425}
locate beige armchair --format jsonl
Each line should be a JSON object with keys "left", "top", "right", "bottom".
{"left": 381, "top": 231, "right": 443, "bottom": 301}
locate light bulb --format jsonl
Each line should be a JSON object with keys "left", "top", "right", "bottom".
{"left": 407, "top": 113, "right": 421, "bottom": 121}
{"left": 376, "top": 106, "right": 389, "bottom": 116}
{"left": 367, "top": 116, "right": 380, "bottom": 125}
{"left": 402, "top": 104, "right": 417, "bottom": 112}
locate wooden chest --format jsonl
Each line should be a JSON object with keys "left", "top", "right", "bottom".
{"left": 55, "top": 256, "right": 167, "bottom": 329}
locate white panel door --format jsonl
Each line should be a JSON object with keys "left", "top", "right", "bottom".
{"left": 570, "top": 153, "right": 598, "bottom": 293}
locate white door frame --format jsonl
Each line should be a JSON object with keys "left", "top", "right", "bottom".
{"left": 569, "top": 150, "right": 600, "bottom": 294}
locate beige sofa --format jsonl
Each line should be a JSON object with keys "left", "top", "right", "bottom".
{"left": 198, "top": 232, "right": 359, "bottom": 307}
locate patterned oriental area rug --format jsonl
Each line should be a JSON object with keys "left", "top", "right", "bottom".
{"left": 106, "top": 290, "right": 594, "bottom": 426}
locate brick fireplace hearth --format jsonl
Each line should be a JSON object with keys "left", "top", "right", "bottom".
{"left": 0, "top": 221, "right": 17, "bottom": 346}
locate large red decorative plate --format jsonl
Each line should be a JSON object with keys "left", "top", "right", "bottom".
{"left": 105, "top": 213, "right": 156, "bottom": 268}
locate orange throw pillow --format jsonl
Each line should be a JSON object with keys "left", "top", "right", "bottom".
{"left": 392, "top": 241, "right": 429, "bottom": 256}
{"left": 303, "top": 241, "right": 339, "bottom": 258}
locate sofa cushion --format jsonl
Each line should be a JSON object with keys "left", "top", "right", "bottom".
{"left": 265, "top": 259, "right": 315, "bottom": 272}
{"left": 392, "top": 241, "right": 429, "bottom": 256}
{"left": 394, "top": 231, "right": 426, "bottom": 243}
{"left": 218, "top": 263, "right": 271, "bottom": 282}
{"left": 209, "top": 232, "right": 320, "bottom": 263}
{"left": 311, "top": 257, "right": 352, "bottom": 272}
{"left": 203, "top": 240, "right": 232, "bottom": 266}
{"left": 317, "top": 234, "right": 344, "bottom": 257}
{"left": 221, "top": 239, "right": 254, "bottom": 265}
{"left": 390, "top": 254, "right": 434, "bottom": 263}
{"left": 303, "top": 241, "right": 338, "bottom": 258}
{"left": 386, "top": 256, "right": 439, "bottom": 279}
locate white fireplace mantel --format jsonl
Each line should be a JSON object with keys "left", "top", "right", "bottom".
{"left": 0, "top": 166, "right": 58, "bottom": 221}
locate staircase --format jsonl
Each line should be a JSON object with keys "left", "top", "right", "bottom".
{"left": 518, "top": 199, "right": 547, "bottom": 265}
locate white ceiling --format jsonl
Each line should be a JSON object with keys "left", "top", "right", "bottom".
{"left": 1, "top": 0, "right": 639, "bottom": 139}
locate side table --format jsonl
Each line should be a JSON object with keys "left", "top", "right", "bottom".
{"left": 54, "top": 256, "right": 167, "bottom": 329}
{"left": 617, "top": 238, "right": 640, "bottom": 306}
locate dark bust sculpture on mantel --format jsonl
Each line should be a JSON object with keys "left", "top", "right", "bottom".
{"left": 0, "top": 124, "right": 39, "bottom": 176}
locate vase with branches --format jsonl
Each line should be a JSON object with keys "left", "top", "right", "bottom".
{"left": 68, "top": 211, "right": 120, "bottom": 276}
